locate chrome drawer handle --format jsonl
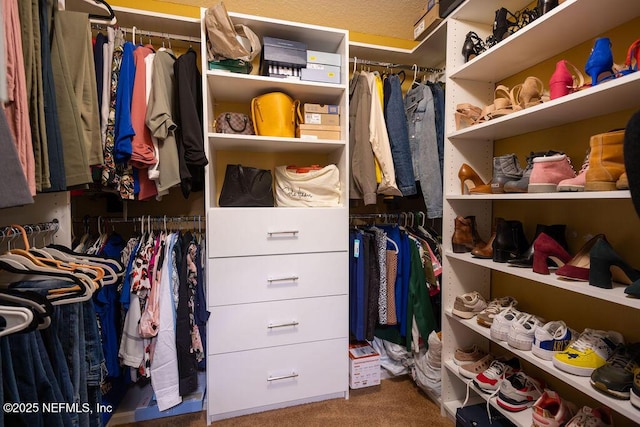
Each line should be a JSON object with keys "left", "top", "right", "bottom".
{"left": 267, "top": 321, "right": 299, "bottom": 329}
{"left": 267, "top": 276, "right": 299, "bottom": 283}
{"left": 267, "top": 230, "right": 299, "bottom": 237}
{"left": 267, "top": 372, "right": 299, "bottom": 382}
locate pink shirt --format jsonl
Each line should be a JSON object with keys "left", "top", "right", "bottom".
{"left": 2, "top": 0, "right": 35, "bottom": 195}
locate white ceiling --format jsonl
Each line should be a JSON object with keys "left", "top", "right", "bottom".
{"left": 175, "top": 0, "right": 429, "bottom": 40}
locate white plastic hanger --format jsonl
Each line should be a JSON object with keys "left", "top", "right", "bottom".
{"left": 0, "top": 305, "right": 34, "bottom": 337}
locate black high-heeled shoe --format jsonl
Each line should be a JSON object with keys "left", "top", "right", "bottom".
{"left": 462, "top": 32, "right": 486, "bottom": 62}
{"left": 537, "top": 0, "right": 559, "bottom": 16}
{"left": 490, "top": 7, "right": 519, "bottom": 46}
{"left": 589, "top": 239, "right": 640, "bottom": 289}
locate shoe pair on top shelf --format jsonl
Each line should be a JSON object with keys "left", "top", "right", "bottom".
{"left": 461, "top": 0, "right": 559, "bottom": 63}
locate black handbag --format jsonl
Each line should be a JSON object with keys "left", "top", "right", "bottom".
{"left": 218, "top": 164, "right": 274, "bottom": 207}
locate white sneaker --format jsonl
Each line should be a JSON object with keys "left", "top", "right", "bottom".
{"left": 553, "top": 329, "right": 625, "bottom": 376}
{"left": 532, "top": 320, "right": 577, "bottom": 361}
{"left": 477, "top": 296, "right": 517, "bottom": 328}
{"left": 452, "top": 291, "right": 487, "bottom": 319}
{"left": 507, "top": 314, "right": 545, "bottom": 351}
{"left": 532, "top": 390, "right": 577, "bottom": 427}
{"left": 496, "top": 371, "right": 544, "bottom": 412}
{"left": 565, "top": 406, "right": 614, "bottom": 427}
{"left": 473, "top": 357, "right": 521, "bottom": 393}
{"left": 490, "top": 307, "right": 523, "bottom": 341}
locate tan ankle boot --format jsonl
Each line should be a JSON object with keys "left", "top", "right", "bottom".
{"left": 585, "top": 130, "right": 626, "bottom": 191}
{"left": 452, "top": 215, "right": 486, "bottom": 253}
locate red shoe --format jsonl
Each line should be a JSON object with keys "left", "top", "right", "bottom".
{"left": 555, "top": 234, "right": 606, "bottom": 281}
{"left": 532, "top": 232, "right": 572, "bottom": 275}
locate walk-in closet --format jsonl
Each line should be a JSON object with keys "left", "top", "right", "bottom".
{"left": 1, "top": 1, "right": 639, "bottom": 426}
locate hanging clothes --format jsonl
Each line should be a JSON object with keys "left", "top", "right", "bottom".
{"left": 364, "top": 72, "right": 402, "bottom": 197}
{"left": 39, "top": 0, "right": 66, "bottom": 192}
{"left": 114, "top": 40, "right": 136, "bottom": 199}
{"left": 383, "top": 74, "right": 417, "bottom": 196}
{"left": 405, "top": 82, "right": 443, "bottom": 219}
{"left": 129, "top": 44, "right": 158, "bottom": 201}
{"left": 18, "top": 0, "right": 49, "bottom": 192}
{"left": 2, "top": 0, "right": 36, "bottom": 195}
{"left": 0, "top": 1, "right": 6, "bottom": 103}
{"left": 102, "top": 28, "right": 125, "bottom": 190}
{"left": 348, "top": 71, "right": 378, "bottom": 205}
{"left": 146, "top": 49, "right": 181, "bottom": 195}
{"left": 174, "top": 48, "right": 208, "bottom": 198}
{"left": 50, "top": 8, "right": 100, "bottom": 186}
{"left": 0, "top": 109, "right": 33, "bottom": 208}
{"left": 349, "top": 219, "right": 440, "bottom": 352}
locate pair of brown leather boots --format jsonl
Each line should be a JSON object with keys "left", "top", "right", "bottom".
{"left": 452, "top": 216, "right": 566, "bottom": 264}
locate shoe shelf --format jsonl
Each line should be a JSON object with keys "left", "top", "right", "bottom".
{"left": 446, "top": 190, "right": 631, "bottom": 200}
{"left": 445, "top": 310, "right": 640, "bottom": 422}
{"left": 449, "top": 0, "right": 640, "bottom": 83}
{"left": 446, "top": 251, "right": 640, "bottom": 311}
{"left": 206, "top": 70, "right": 347, "bottom": 105}
{"left": 448, "top": 71, "right": 640, "bottom": 142}
{"left": 443, "top": 359, "right": 533, "bottom": 426}
{"left": 208, "top": 133, "right": 346, "bottom": 153}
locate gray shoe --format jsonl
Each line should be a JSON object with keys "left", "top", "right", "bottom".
{"left": 504, "top": 150, "right": 564, "bottom": 193}
{"left": 491, "top": 154, "right": 523, "bottom": 194}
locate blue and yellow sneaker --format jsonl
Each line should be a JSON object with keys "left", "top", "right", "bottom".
{"left": 553, "top": 329, "right": 624, "bottom": 376}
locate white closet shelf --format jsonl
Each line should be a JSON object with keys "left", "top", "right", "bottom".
{"left": 448, "top": 71, "right": 640, "bottom": 142}
{"left": 446, "top": 191, "right": 631, "bottom": 201}
{"left": 208, "top": 133, "right": 346, "bottom": 153}
{"left": 206, "top": 71, "right": 346, "bottom": 105}
{"left": 443, "top": 360, "right": 532, "bottom": 426}
{"left": 349, "top": 21, "right": 447, "bottom": 69}
{"left": 445, "top": 312, "right": 640, "bottom": 422}
{"left": 450, "top": 0, "right": 640, "bottom": 82}
{"left": 446, "top": 252, "right": 640, "bottom": 311}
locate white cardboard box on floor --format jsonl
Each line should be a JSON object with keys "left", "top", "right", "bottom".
{"left": 349, "top": 343, "right": 380, "bottom": 389}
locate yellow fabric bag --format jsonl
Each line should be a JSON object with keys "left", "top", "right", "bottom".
{"left": 251, "top": 92, "right": 300, "bottom": 137}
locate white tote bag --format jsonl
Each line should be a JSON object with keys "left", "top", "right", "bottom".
{"left": 274, "top": 165, "right": 341, "bottom": 207}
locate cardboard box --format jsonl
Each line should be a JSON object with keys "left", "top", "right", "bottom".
{"left": 304, "top": 112, "right": 340, "bottom": 126}
{"left": 297, "top": 123, "right": 341, "bottom": 140}
{"left": 307, "top": 50, "right": 342, "bottom": 67}
{"left": 303, "top": 103, "right": 340, "bottom": 115}
{"left": 414, "top": 3, "right": 442, "bottom": 40}
{"left": 349, "top": 343, "right": 380, "bottom": 389}
{"left": 301, "top": 65, "right": 341, "bottom": 84}
{"left": 261, "top": 36, "right": 307, "bottom": 76}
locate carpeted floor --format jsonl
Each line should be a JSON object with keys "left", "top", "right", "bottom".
{"left": 119, "top": 376, "right": 454, "bottom": 427}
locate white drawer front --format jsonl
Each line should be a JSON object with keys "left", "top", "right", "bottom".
{"left": 209, "top": 295, "right": 347, "bottom": 354}
{"left": 208, "top": 252, "right": 347, "bottom": 306}
{"left": 208, "top": 207, "right": 347, "bottom": 257}
{"left": 208, "top": 338, "right": 348, "bottom": 415}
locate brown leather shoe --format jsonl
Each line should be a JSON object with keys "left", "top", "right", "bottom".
{"left": 452, "top": 215, "right": 487, "bottom": 253}
{"left": 472, "top": 231, "right": 496, "bottom": 259}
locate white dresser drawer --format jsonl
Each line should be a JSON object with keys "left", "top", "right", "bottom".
{"left": 209, "top": 295, "right": 347, "bottom": 354}
{"left": 207, "top": 207, "right": 347, "bottom": 257}
{"left": 208, "top": 338, "right": 348, "bottom": 415}
{"left": 208, "top": 252, "right": 347, "bottom": 306}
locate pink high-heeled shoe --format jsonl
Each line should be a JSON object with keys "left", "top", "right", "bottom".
{"left": 549, "top": 60, "right": 585, "bottom": 100}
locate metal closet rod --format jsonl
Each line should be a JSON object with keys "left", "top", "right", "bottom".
{"left": 91, "top": 23, "right": 201, "bottom": 44}
{"left": 0, "top": 220, "right": 60, "bottom": 236}
{"left": 74, "top": 215, "right": 205, "bottom": 224}
{"left": 349, "top": 58, "right": 444, "bottom": 73}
